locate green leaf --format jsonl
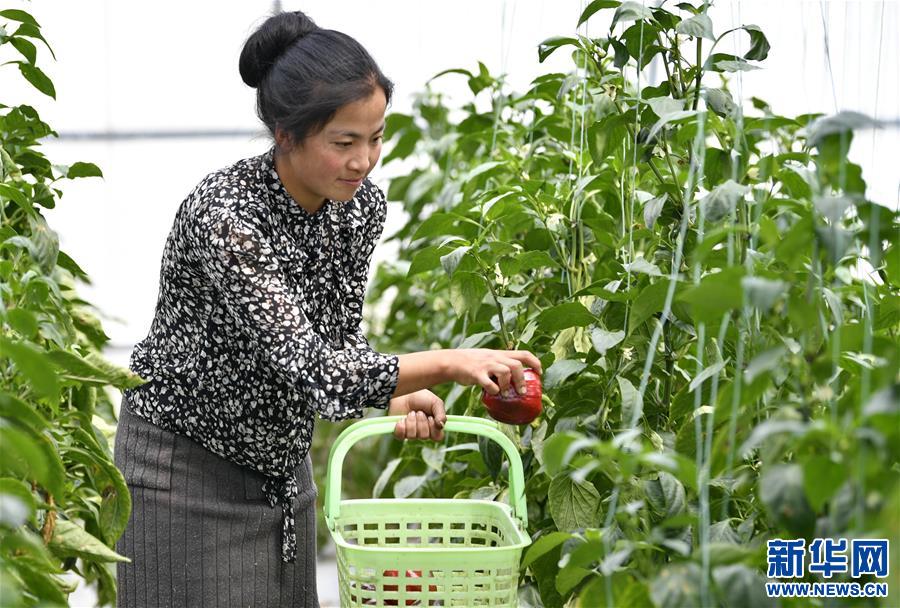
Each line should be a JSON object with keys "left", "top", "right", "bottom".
{"left": 372, "top": 458, "right": 401, "bottom": 498}
{"left": 538, "top": 36, "right": 580, "bottom": 63}
{"left": 703, "top": 88, "right": 737, "bottom": 118}
{"left": 803, "top": 455, "right": 844, "bottom": 512}
{"left": 517, "top": 250, "right": 558, "bottom": 271}
{"left": 644, "top": 472, "right": 685, "bottom": 519}
{"left": 521, "top": 532, "right": 572, "bottom": 569}
{"left": 12, "top": 563, "right": 67, "bottom": 607}
{"left": 556, "top": 563, "right": 593, "bottom": 595}
{"left": 45, "top": 348, "right": 114, "bottom": 386}
{"left": 17, "top": 62, "right": 55, "bottom": 99}
{"left": 83, "top": 352, "right": 145, "bottom": 390}
{"left": 611, "top": 39, "right": 630, "bottom": 68}
{"left": 588, "top": 114, "right": 629, "bottom": 165}
{"left": 0, "top": 391, "right": 49, "bottom": 432}
{"left": 815, "top": 226, "right": 853, "bottom": 265}
{"left": 0, "top": 182, "right": 29, "bottom": 211}
{"left": 542, "top": 431, "right": 586, "bottom": 477}
{"left": 806, "top": 110, "right": 884, "bottom": 147}
{"left": 9, "top": 36, "right": 36, "bottom": 64}
{"left": 650, "top": 563, "right": 702, "bottom": 608}
{"left": 578, "top": 0, "right": 621, "bottom": 26}
{"left": 66, "top": 161, "right": 103, "bottom": 179}
{"left": 591, "top": 327, "right": 625, "bottom": 356}
{"left": 95, "top": 455, "right": 131, "bottom": 545}
{"left": 740, "top": 25, "right": 770, "bottom": 61}
{"left": 457, "top": 330, "right": 495, "bottom": 349}
{"left": 646, "top": 96, "right": 685, "bottom": 119}
{"left": 646, "top": 109, "right": 698, "bottom": 142}
{"left": 643, "top": 193, "right": 667, "bottom": 229}
{"left": 713, "top": 564, "right": 775, "bottom": 608}
{"left": 56, "top": 249, "right": 91, "bottom": 283}
{"left": 580, "top": 573, "right": 652, "bottom": 607}
{"left": 439, "top": 244, "right": 471, "bottom": 276}
{"left": 0, "top": 337, "right": 59, "bottom": 405}
{"left": 449, "top": 271, "right": 487, "bottom": 316}
{"left": 709, "top": 520, "right": 741, "bottom": 544}
{"left": 463, "top": 160, "right": 506, "bottom": 184}
{"left": 700, "top": 179, "right": 749, "bottom": 223}
{"left": 393, "top": 474, "right": 428, "bottom": 499}
{"left": 623, "top": 255, "right": 663, "bottom": 277}
{"left": 538, "top": 302, "right": 597, "bottom": 332}
{"left": 611, "top": 1, "right": 653, "bottom": 29}
{"left": 0, "top": 423, "right": 64, "bottom": 500}
{"left": 0, "top": 477, "right": 35, "bottom": 527}
{"left": 629, "top": 279, "right": 673, "bottom": 333}
{"left": 383, "top": 129, "right": 420, "bottom": 164}
{"left": 407, "top": 245, "right": 443, "bottom": 277}
{"left": 383, "top": 112, "right": 414, "bottom": 140}
{"left": 813, "top": 194, "right": 853, "bottom": 223}
{"left": 689, "top": 359, "right": 727, "bottom": 393}
{"left": 777, "top": 167, "right": 813, "bottom": 199}
{"left": 739, "top": 419, "right": 806, "bottom": 458}
{"left": 774, "top": 214, "right": 813, "bottom": 267}
{"left": 28, "top": 213, "right": 59, "bottom": 273}
{"left": 411, "top": 213, "right": 456, "bottom": 241}
{"left": 0, "top": 9, "right": 40, "bottom": 27}
{"left": 710, "top": 56, "right": 760, "bottom": 72}
{"left": 741, "top": 277, "right": 787, "bottom": 312}
{"left": 678, "top": 267, "right": 745, "bottom": 324}
{"left": 676, "top": 14, "right": 715, "bottom": 40}
{"left": 617, "top": 376, "right": 643, "bottom": 425}
{"left": 544, "top": 359, "right": 587, "bottom": 390}
{"left": 759, "top": 463, "right": 815, "bottom": 537}
{"left": 5, "top": 307, "right": 39, "bottom": 339}
{"left": 49, "top": 519, "right": 130, "bottom": 563}
{"left": 548, "top": 474, "right": 600, "bottom": 531}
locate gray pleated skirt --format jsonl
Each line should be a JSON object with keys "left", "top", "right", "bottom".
{"left": 114, "top": 397, "right": 320, "bottom": 607}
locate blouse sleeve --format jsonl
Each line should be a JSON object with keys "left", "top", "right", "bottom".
{"left": 195, "top": 198, "right": 399, "bottom": 421}
{"left": 342, "top": 183, "right": 388, "bottom": 351}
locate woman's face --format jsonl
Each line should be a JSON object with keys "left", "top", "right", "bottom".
{"left": 274, "top": 87, "right": 387, "bottom": 213}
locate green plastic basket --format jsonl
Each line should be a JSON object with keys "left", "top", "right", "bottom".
{"left": 324, "top": 414, "right": 532, "bottom": 607}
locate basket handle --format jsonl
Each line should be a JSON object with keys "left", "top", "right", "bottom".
{"left": 324, "top": 414, "right": 528, "bottom": 529}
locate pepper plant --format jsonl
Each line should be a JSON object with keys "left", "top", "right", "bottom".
{"left": 363, "top": 1, "right": 899, "bottom": 606}
{"left": 1, "top": 8, "right": 144, "bottom": 607}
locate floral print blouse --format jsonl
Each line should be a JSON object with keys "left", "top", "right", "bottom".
{"left": 123, "top": 145, "right": 400, "bottom": 562}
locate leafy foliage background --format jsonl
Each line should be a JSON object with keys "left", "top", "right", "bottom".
{"left": 354, "top": 1, "right": 900, "bottom": 605}
{"left": 1, "top": 8, "right": 144, "bottom": 606}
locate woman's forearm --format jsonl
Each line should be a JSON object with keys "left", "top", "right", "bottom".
{"left": 391, "top": 350, "right": 453, "bottom": 398}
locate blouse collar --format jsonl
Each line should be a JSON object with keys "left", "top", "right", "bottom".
{"left": 257, "top": 144, "right": 367, "bottom": 235}
{"left": 259, "top": 145, "right": 330, "bottom": 221}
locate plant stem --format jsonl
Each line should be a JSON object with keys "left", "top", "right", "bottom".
{"left": 657, "top": 33, "right": 683, "bottom": 98}
{"left": 661, "top": 141, "right": 686, "bottom": 205}
{"left": 691, "top": 38, "right": 704, "bottom": 111}
{"left": 474, "top": 255, "right": 513, "bottom": 348}
{"left": 663, "top": 319, "right": 674, "bottom": 412}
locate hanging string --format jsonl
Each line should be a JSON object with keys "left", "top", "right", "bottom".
{"left": 856, "top": 0, "right": 886, "bottom": 535}
{"left": 489, "top": 0, "right": 516, "bottom": 158}
{"left": 620, "top": 0, "right": 648, "bottom": 336}
{"left": 572, "top": 0, "right": 592, "bottom": 297}
{"left": 606, "top": 4, "right": 649, "bottom": 604}
{"left": 818, "top": 0, "right": 839, "bottom": 112}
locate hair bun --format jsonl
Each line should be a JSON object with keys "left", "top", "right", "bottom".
{"left": 239, "top": 11, "right": 318, "bottom": 88}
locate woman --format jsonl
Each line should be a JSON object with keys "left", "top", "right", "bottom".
{"left": 114, "top": 9, "right": 542, "bottom": 608}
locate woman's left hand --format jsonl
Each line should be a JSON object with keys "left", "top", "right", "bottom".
{"left": 388, "top": 389, "right": 446, "bottom": 442}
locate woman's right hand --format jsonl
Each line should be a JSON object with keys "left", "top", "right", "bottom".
{"left": 445, "top": 348, "right": 543, "bottom": 396}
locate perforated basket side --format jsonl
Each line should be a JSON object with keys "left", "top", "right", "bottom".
{"left": 331, "top": 499, "right": 529, "bottom": 607}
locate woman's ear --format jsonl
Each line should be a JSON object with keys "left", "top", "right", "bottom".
{"left": 274, "top": 125, "right": 294, "bottom": 154}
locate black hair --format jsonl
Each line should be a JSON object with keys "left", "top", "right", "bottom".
{"left": 238, "top": 10, "right": 394, "bottom": 152}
